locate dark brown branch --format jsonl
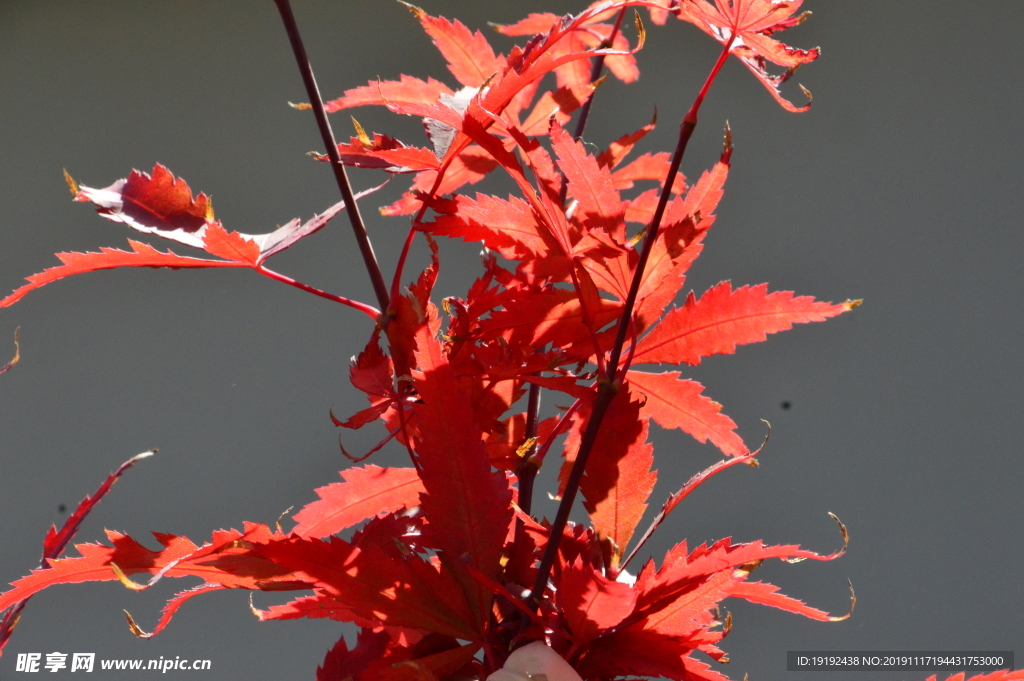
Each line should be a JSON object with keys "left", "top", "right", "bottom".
{"left": 515, "top": 383, "right": 543, "bottom": 516}
{"left": 274, "top": 0, "right": 390, "bottom": 312}
{"left": 529, "top": 38, "right": 737, "bottom": 605}
{"left": 518, "top": 7, "right": 632, "bottom": 521}
{"left": 557, "top": 7, "right": 629, "bottom": 207}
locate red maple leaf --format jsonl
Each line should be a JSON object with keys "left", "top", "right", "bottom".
{"left": 73, "top": 164, "right": 355, "bottom": 262}
{"left": 74, "top": 163, "right": 214, "bottom": 247}
{"left": 402, "top": 4, "right": 506, "bottom": 89}
{"left": 411, "top": 323, "right": 513, "bottom": 625}
{"left": 562, "top": 385, "right": 656, "bottom": 564}
{"left": 327, "top": 133, "right": 441, "bottom": 173}
{"left": 626, "top": 370, "right": 746, "bottom": 456}
{"left": 322, "top": 74, "right": 454, "bottom": 113}
{"left": 292, "top": 466, "right": 425, "bottom": 539}
{"left": 0, "top": 240, "right": 250, "bottom": 309}
{"left": 676, "top": 0, "right": 820, "bottom": 111}
{"left": 633, "top": 282, "right": 859, "bottom": 366}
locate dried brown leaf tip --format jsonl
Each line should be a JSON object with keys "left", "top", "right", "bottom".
{"left": 0, "top": 327, "right": 20, "bottom": 376}
{"left": 63, "top": 169, "right": 79, "bottom": 196}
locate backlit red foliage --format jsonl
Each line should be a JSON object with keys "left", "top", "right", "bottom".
{"left": 3, "top": 3, "right": 989, "bottom": 681}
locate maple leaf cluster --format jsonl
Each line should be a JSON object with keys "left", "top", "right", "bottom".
{"left": 4, "top": 3, "right": 1005, "bottom": 681}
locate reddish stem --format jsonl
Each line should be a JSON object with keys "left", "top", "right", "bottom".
{"left": 558, "top": 6, "right": 628, "bottom": 206}
{"left": 528, "top": 37, "right": 736, "bottom": 604}
{"left": 515, "top": 383, "right": 544, "bottom": 517}
{"left": 518, "top": 8, "right": 629, "bottom": 516}
{"left": 274, "top": 0, "right": 390, "bottom": 313}
{"left": 256, "top": 266, "right": 380, "bottom": 320}
{"left": 605, "top": 37, "right": 733, "bottom": 376}
{"left": 390, "top": 199, "right": 434, "bottom": 309}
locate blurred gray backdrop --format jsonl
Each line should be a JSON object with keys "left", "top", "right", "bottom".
{"left": 1, "top": 2, "right": 1021, "bottom": 680}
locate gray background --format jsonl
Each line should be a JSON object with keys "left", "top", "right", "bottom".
{"left": 1, "top": 2, "right": 1021, "bottom": 680}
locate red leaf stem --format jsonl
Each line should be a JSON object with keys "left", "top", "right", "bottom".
{"left": 558, "top": 6, "right": 630, "bottom": 206}
{"left": 255, "top": 266, "right": 380, "bottom": 320}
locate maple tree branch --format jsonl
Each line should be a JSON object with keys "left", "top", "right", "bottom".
{"left": 605, "top": 37, "right": 734, "bottom": 378}
{"left": 528, "top": 37, "right": 736, "bottom": 605}
{"left": 517, "top": 7, "right": 630, "bottom": 519}
{"left": 516, "top": 382, "right": 544, "bottom": 516}
{"left": 558, "top": 6, "right": 629, "bottom": 207}
{"left": 529, "top": 380, "right": 616, "bottom": 602}
{"left": 274, "top": 0, "right": 390, "bottom": 313}
{"left": 256, "top": 266, "right": 380, "bottom": 320}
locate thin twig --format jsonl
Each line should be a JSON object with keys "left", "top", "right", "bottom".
{"left": 558, "top": 6, "right": 629, "bottom": 207}
{"left": 274, "top": 0, "right": 390, "bottom": 312}
{"left": 605, "top": 37, "right": 734, "bottom": 377}
{"left": 517, "top": 7, "right": 628, "bottom": 518}
{"left": 529, "top": 37, "right": 737, "bottom": 604}
{"left": 516, "top": 383, "right": 543, "bottom": 516}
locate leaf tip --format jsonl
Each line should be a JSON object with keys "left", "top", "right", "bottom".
{"left": 396, "top": 0, "right": 424, "bottom": 19}
{"left": 288, "top": 101, "right": 312, "bottom": 110}
{"left": 843, "top": 298, "right": 863, "bottom": 311}
{"left": 124, "top": 610, "right": 151, "bottom": 638}
{"left": 339, "top": 433, "right": 374, "bottom": 462}
{"left": 62, "top": 169, "right": 79, "bottom": 197}
{"left": 130, "top": 449, "right": 157, "bottom": 463}
{"left": 827, "top": 511, "right": 850, "bottom": 554}
{"left": 110, "top": 563, "right": 147, "bottom": 591}
{"left": 351, "top": 116, "right": 372, "bottom": 147}
{"left": 794, "top": 10, "right": 814, "bottom": 27}
{"left": 275, "top": 506, "right": 294, "bottom": 534}
{"left": 829, "top": 579, "right": 856, "bottom": 622}
{"left": 633, "top": 10, "right": 646, "bottom": 50}
{"left": 515, "top": 437, "right": 538, "bottom": 460}
{"left": 248, "top": 592, "right": 266, "bottom": 620}
{"left": 798, "top": 83, "right": 813, "bottom": 107}
{"left": 1, "top": 327, "right": 21, "bottom": 376}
